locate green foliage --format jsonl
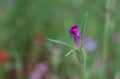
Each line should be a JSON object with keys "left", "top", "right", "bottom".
{"left": 80, "top": 11, "right": 88, "bottom": 40}
{"left": 0, "top": 0, "right": 120, "bottom": 79}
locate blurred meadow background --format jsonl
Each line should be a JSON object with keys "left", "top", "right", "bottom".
{"left": 0, "top": 0, "right": 120, "bottom": 79}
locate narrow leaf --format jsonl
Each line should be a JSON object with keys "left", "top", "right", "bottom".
{"left": 64, "top": 23, "right": 73, "bottom": 45}
{"left": 75, "top": 48, "right": 86, "bottom": 64}
{"left": 47, "top": 38, "right": 71, "bottom": 47}
{"left": 75, "top": 49, "right": 83, "bottom": 64}
{"left": 81, "top": 11, "right": 88, "bottom": 39}
{"left": 65, "top": 49, "right": 75, "bottom": 56}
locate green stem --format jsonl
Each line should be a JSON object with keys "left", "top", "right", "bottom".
{"left": 81, "top": 62, "right": 86, "bottom": 79}
{"left": 103, "top": 0, "right": 110, "bottom": 72}
{"left": 103, "top": 0, "right": 110, "bottom": 76}
{"left": 76, "top": 48, "right": 86, "bottom": 79}
{"left": 103, "top": 0, "right": 115, "bottom": 78}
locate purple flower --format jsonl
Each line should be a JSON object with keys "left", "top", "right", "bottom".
{"left": 83, "top": 38, "right": 97, "bottom": 52}
{"left": 28, "top": 61, "right": 48, "bottom": 79}
{"left": 69, "top": 24, "right": 81, "bottom": 47}
{"left": 35, "top": 61, "right": 48, "bottom": 72}
{"left": 29, "top": 72, "right": 43, "bottom": 79}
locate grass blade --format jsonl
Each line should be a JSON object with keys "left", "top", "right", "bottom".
{"left": 81, "top": 11, "right": 88, "bottom": 39}
{"left": 47, "top": 38, "right": 71, "bottom": 47}
{"left": 64, "top": 23, "right": 73, "bottom": 45}
{"left": 65, "top": 49, "right": 75, "bottom": 56}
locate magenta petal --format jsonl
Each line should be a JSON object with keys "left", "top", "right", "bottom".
{"left": 69, "top": 24, "right": 81, "bottom": 47}
{"left": 69, "top": 24, "right": 79, "bottom": 36}
{"left": 73, "top": 33, "right": 81, "bottom": 47}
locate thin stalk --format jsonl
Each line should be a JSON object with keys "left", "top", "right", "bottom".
{"left": 82, "top": 48, "right": 87, "bottom": 79}
{"left": 81, "top": 62, "right": 86, "bottom": 79}
{"left": 79, "top": 48, "right": 86, "bottom": 79}
{"left": 103, "top": 0, "right": 115, "bottom": 76}
{"left": 103, "top": 0, "right": 110, "bottom": 68}
{"left": 103, "top": 0, "right": 111, "bottom": 76}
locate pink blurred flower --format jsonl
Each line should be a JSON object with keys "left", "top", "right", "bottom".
{"left": 35, "top": 61, "right": 48, "bottom": 72}
{"left": 112, "top": 32, "right": 120, "bottom": 43}
{"left": 28, "top": 61, "right": 48, "bottom": 79}
{"left": 0, "top": 49, "right": 8, "bottom": 64}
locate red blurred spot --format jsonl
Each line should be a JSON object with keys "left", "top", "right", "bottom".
{"left": 0, "top": 49, "right": 8, "bottom": 64}
{"left": 33, "top": 34, "right": 45, "bottom": 44}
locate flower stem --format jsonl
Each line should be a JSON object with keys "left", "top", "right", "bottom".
{"left": 76, "top": 48, "right": 86, "bottom": 79}
{"left": 103, "top": 0, "right": 110, "bottom": 70}
{"left": 103, "top": 2, "right": 110, "bottom": 79}
{"left": 103, "top": 0, "right": 116, "bottom": 78}
{"left": 81, "top": 62, "right": 86, "bottom": 79}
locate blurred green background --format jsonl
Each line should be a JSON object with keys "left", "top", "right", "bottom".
{"left": 0, "top": 0, "right": 120, "bottom": 79}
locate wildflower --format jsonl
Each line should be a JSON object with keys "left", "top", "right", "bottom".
{"left": 69, "top": 24, "right": 81, "bottom": 47}
{"left": 83, "top": 38, "right": 97, "bottom": 52}
{"left": 0, "top": 49, "right": 8, "bottom": 64}
{"left": 28, "top": 61, "right": 48, "bottom": 79}
{"left": 68, "top": 24, "right": 87, "bottom": 64}
{"left": 35, "top": 61, "right": 48, "bottom": 72}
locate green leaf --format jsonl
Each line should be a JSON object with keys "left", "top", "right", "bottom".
{"left": 65, "top": 49, "right": 75, "bottom": 56}
{"left": 75, "top": 48, "right": 86, "bottom": 64}
{"left": 81, "top": 11, "right": 88, "bottom": 39}
{"left": 64, "top": 23, "right": 73, "bottom": 45}
{"left": 64, "top": 23, "right": 69, "bottom": 31}
{"left": 47, "top": 38, "right": 71, "bottom": 47}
